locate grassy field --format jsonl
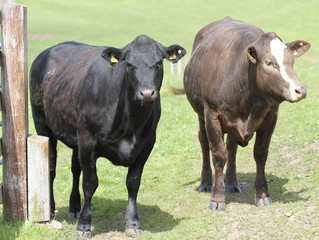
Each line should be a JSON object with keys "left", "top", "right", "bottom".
{"left": 1, "top": 0, "right": 319, "bottom": 239}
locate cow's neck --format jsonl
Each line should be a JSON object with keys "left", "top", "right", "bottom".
{"left": 223, "top": 64, "right": 279, "bottom": 112}
{"left": 225, "top": 84, "right": 279, "bottom": 124}
{"left": 220, "top": 100, "right": 273, "bottom": 147}
{"left": 105, "top": 77, "right": 157, "bottom": 145}
{"left": 128, "top": 93, "right": 157, "bottom": 128}
{"left": 220, "top": 70, "right": 280, "bottom": 145}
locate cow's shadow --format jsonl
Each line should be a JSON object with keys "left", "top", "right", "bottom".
{"left": 58, "top": 198, "right": 182, "bottom": 236}
{"left": 183, "top": 172, "right": 308, "bottom": 205}
{"left": 56, "top": 173, "right": 307, "bottom": 236}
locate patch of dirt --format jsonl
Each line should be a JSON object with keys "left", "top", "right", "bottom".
{"left": 92, "top": 232, "right": 129, "bottom": 240}
{"left": 280, "top": 142, "right": 319, "bottom": 166}
{"left": 227, "top": 220, "right": 244, "bottom": 240}
{"left": 305, "top": 142, "right": 319, "bottom": 150}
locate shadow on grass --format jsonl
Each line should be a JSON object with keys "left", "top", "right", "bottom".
{"left": 58, "top": 197, "right": 182, "bottom": 236}
{"left": 183, "top": 172, "right": 308, "bottom": 205}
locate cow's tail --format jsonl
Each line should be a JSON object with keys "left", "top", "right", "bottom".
{"left": 170, "top": 87, "right": 186, "bottom": 95}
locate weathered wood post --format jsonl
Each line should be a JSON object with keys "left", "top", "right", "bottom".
{"left": 27, "top": 135, "right": 50, "bottom": 222}
{"left": 1, "top": 0, "right": 28, "bottom": 221}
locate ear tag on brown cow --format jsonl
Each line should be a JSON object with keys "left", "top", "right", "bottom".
{"left": 169, "top": 53, "right": 177, "bottom": 60}
{"left": 109, "top": 55, "right": 118, "bottom": 67}
{"left": 246, "top": 50, "right": 256, "bottom": 63}
{"left": 247, "top": 52, "right": 256, "bottom": 62}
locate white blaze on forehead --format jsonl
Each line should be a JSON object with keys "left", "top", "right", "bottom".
{"left": 270, "top": 38, "right": 298, "bottom": 99}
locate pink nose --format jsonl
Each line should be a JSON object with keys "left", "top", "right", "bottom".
{"left": 138, "top": 89, "right": 157, "bottom": 102}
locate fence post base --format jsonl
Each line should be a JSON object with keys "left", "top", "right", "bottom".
{"left": 27, "top": 135, "right": 51, "bottom": 222}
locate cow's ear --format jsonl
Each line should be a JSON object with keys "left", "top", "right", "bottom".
{"left": 101, "top": 47, "right": 123, "bottom": 67}
{"left": 165, "top": 45, "right": 186, "bottom": 63}
{"left": 246, "top": 46, "right": 257, "bottom": 64}
{"left": 286, "top": 40, "right": 311, "bottom": 58}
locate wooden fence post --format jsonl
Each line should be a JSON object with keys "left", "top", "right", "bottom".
{"left": 27, "top": 135, "right": 50, "bottom": 222}
{"left": 1, "top": 0, "right": 28, "bottom": 221}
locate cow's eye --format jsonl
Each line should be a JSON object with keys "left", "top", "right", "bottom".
{"left": 265, "top": 61, "right": 275, "bottom": 68}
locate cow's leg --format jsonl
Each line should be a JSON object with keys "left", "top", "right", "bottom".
{"left": 204, "top": 109, "right": 227, "bottom": 211}
{"left": 198, "top": 117, "right": 213, "bottom": 192}
{"left": 49, "top": 137, "right": 58, "bottom": 215}
{"left": 76, "top": 133, "right": 98, "bottom": 238}
{"left": 31, "top": 108, "right": 58, "bottom": 215}
{"left": 69, "top": 149, "right": 81, "bottom": 219}
{"left": 225, "top": 135, "right": 241, "bottom": 193}
{"left": 125, "top": 136, "right": 155, "bottom": 237}
{"left": 254, "top": 109, "right": 278, "bottom": 206}
{"left": 32, "top": 106, "right": 57, "bottom": 216}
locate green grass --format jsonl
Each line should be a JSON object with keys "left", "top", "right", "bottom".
{"left": 1, "top": 0, "right": 319, "bottom": 239}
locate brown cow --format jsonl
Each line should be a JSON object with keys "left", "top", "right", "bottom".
{"left": 183, "top": 17, "right": 310, "bottom": 210}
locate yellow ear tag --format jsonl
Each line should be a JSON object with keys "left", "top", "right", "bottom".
{"left": 169, "top": 53, "right": 177, "bottom": 60}
{"left": 110, "top": 55, "right": 118, "bottom": 63}
{"left": 109, "top": 55, "right": 118, "bottom": 67}
{"left": 247, "top": 52, "right": 255, "bottom": 62}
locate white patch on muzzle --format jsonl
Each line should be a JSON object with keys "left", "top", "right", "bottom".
{"left": 270, "top": 38, "right": 299, "bottom": 101}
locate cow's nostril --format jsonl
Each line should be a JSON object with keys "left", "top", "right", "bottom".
{"left": 295, "top": 89, "right": 301, "bottom": 95}
{"left": 293, "top": 85, "right": 307, "bottom": 101}
{"left": 139, "top": 89, "right": 157, "bottom": 102}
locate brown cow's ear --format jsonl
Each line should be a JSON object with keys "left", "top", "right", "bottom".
{"left": 286, "top": 40, "right": 311, "bottom": 58}
{"left": 246, "top": 46, "right": 257, "bottom": 64}
{"left": 165, "top": 45, "right": 187, "bottom": 63}
{"left": 101, "top": 47, "right": 123, "bottom": 67}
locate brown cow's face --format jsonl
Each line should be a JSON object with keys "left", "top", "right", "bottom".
{"left": 247, "top": 34, "right": 310, "bottom": 103}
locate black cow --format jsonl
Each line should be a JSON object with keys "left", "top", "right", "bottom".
{"left": 30, "top": 35, "right": 186, "bottom": 237}
{"left": 182, "top": 17, "right": 310, "bottom": 210}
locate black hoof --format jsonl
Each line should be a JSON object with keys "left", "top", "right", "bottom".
{"left": 76, "top": 224, "right": 91, "bottom": 238}
{"left": 199, "top": 185, "right": 212, "bottom": 193}
{"left": 76, "top": 230, "right": 91, "bottom": 238}
{"left": 125, "top": 228, "right": 142, "bottom": 238}
{"left": 209, "top": 201, "right": 226, "bottom": 211}
{"left": 68, "top": 212, "right": 80, "bottom": 219}
{"left": 225, "top": 186, "right": 242, "bottom": 193}
{"left": 255, "top": 197, "right": 272, "bottom": 206}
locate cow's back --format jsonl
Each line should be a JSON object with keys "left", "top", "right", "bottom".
{"left": 30, "top": 42, "right": 125, "bottom": 148}
{"left": 184, "top": 17, "right": 263, "bottom": 116}
{"left": 192, "top": 17, "right": 262, "bottom": 52}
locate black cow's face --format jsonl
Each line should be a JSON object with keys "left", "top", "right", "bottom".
{"left": 246, "top": 32, "right": 310, "bottom": 103}
{"left": 102, "top": 35, "right": 186, "bottom": 104}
